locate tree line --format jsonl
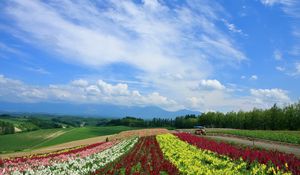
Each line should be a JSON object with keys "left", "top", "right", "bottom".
{"left": 109, "top": 102, "right": 300, "bottom": 130}
{"left": 199, "top": 102, "right": 300, "bottom": 130}
{"left": 1, "top": 101, "right": 299, "bottom": 135}
{"left": 107, "top": 115, "right": 199, "bottom": 129}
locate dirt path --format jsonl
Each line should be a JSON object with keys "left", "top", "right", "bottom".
{"left": 29, "top": 130, "right": 68, "bottom": 149}
{"left": 205, "top": 135, "right": 300, "bottom": 157}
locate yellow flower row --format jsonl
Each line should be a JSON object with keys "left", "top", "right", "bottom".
{"left": 156, "top": 134, "right": 291, "bottom": 175}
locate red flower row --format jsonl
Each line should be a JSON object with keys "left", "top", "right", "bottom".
{"left": 4, "top": 142, "right": 106, "bottom": 164}
{"left": 93, "top": 136, "right": 179, "bottom": 175}
{"left": 175, "top": 133, "right": 300, "bottom": 175}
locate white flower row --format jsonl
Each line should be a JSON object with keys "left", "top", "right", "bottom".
{"left": 10, "top": 137, "right": 138, "bottom": 175}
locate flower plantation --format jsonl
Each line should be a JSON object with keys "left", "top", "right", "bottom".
{"left": 175, "top": 133, "right": 300, "bottom": 175}
{"left": 0, "top": 132, "right": 299, "bottom": 175}
{"left": 93, "top": 136, "right": 178, "bottom": 175}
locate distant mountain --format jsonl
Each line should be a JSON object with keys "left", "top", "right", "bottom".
{"left": 0, "top": 102, "right": 200, "bottom": 119}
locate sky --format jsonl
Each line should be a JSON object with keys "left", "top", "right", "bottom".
{"left": 0, "top": 0, "right": 300, "bottom": 112}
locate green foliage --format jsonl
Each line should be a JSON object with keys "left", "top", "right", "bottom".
{"left": 199, "top": 102, "right": 300, "bottom": 130}
{"left": 0, "top": 114, "right": 111, "bottom": 133}
{"left": 108, "top": 116, "right": 146, "bottom": 127}
{"left": 0, "top": 120, "right": 15, "bottom": 134}
{"left": 108, "top": 116, "right": 176, "bottom": 128}
{"left": 108, "top": 115, "right": 200, "bottom": 129}
{"left": 174, "top": 115, "right": 198, "bottom": 128}
{"left": 28, "top": 117, "right": 62, "bottom": 129}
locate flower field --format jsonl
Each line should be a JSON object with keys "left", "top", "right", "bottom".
{"left": 157, "top": 134, "right": 292, "bottom": 175}
{"left": 93, "top": 136, "right": 178, "bottom": 175}
{"left": 0, "top": 138, "right": 138, "bottom": 175}
{"left": 175, "top": 133, "right": 300, "bottom": 175}
{"left": 0, "top": 131, "right": 299, "bottom": 175}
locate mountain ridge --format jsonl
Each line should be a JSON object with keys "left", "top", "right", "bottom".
{"left": 0, "top": 102, "right": 200, "bottom": 119}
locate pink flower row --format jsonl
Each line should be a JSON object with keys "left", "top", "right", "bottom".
{"left": 4, "top": 142, "right": 105, "bottom": 164}
{"left": 1, "top": 141, "right": 117, "bottom": 173}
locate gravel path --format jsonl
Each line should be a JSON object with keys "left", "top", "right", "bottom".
{"left": 205, "top": 135, "right": 300, "bottom": 157}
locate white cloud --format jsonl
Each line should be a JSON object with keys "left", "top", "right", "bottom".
{"left": 260, "top": 0, "right": 296, "bottom": 7}
{"left": 0, "top": 75, "right": 180, "bottom": 111}
{"left": 276, "top": 66, "right": 285, "bottom": 72}
{"left": 3, "top": 0, "right": 246, "bottom": 74}
{"left": 222, "top": 19, "right": 245, "bottom": 35}
{"left": 25, "top": 67, "right": 51, "bottom": 75}
{"left": 250, "top": 88, "right": 290, "bottom": 105}
{"left": 97, "top": 80, "right": 129, "bottom": 96}
{"left": 71, "top": 79, "right": 89, "bottom": 87}
{"left": 275, "top": 63, "right": 300, "bottom": 76}
{"left": 284, "top": 62, "right": 300, "bottom": 76}
{"left": 274, "top": 50, "right": 283, "bottom": 60}
{"left": 0, "top": 42, "right": 26, "bottom": 58}
{"left": 199, "top": 79, "right": 225, "bottom": 90}
{"left": 250, "top": 75, "right": 258, "bottom": 80}
{"left": 187, "top": 97, "right": 204, "bottom": 108}
{"left": 1, "top": 74, "right": 294, "bottom": 112}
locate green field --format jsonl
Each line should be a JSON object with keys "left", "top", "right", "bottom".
{"left": 207, "top": 128, "right": 300, "bottom": 144}
{"left": 0, "top": 126, "right": 137, "bottom": 153}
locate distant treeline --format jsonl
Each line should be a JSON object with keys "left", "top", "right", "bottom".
{"left": 109, "top": 102, "right": 300, "bottom": 130}
{"left": 199, "top": 103, "right": 300, "bottom": 130}
{"left": 1, "top": 101, "right": 299, "bottom": 135}
{"left": 107, "top": 115, "right": 198, "bottom": 129}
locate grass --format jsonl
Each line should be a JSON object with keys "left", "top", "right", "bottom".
{"left": 37, "top": 126, "right": 138, "bottom": 148}
{"left": 0, "top": 126, "right": 138, "bottom": 153}
{"left": 0, "top": 128, "right": 64, "bottom": 153}
{"left": 206, "top": 128, "right": 300, "bottom": 144}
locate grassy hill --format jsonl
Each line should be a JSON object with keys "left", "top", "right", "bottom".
{"left": 0, "top": 126, "right": 136, "bottom": 153}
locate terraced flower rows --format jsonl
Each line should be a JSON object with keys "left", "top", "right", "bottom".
{"left": 0, "top": 138, "right": 138, "bottom": 174}
{"left": 175, "top": 133, "right": 300, "bottom": 175}
{"left": 0, "top": 132, "right": 299, "bottom": 175}
{"left": 93, "top": 136, "right": 178, "bottom": 175}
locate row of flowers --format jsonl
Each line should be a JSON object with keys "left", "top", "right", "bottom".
{"left": 175, "top": 132, "right": 300, "bottom": 175}
{"left": 157, "top": 134, "right": 291, "bottom": 175}
{"left": 3, "top": 142, "right": 103, "bottom": 164}
{"left": 1, "top": 137, "right": 138, "bottom": 175}
{"left": 93, "top": 136, "right": 178, "bottom": 175}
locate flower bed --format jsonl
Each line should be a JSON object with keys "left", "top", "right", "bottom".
{"left": 94, "top": 136, "right": 178, "bottom": 175}
{"left": 157, "top": 134, "right": 291, "bottom": 175}
{"left": 175, "top": 132, "right": 300, "bottom": 175}
{"left": 1, "top": 137, "right": 138, "bottom": 175}
{"left": 3, "top": 143, "right": 101, "bottom": 164}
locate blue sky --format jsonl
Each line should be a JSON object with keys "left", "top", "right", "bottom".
{"left": 0, "top": 0, "right": 300, "bottom": 112}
